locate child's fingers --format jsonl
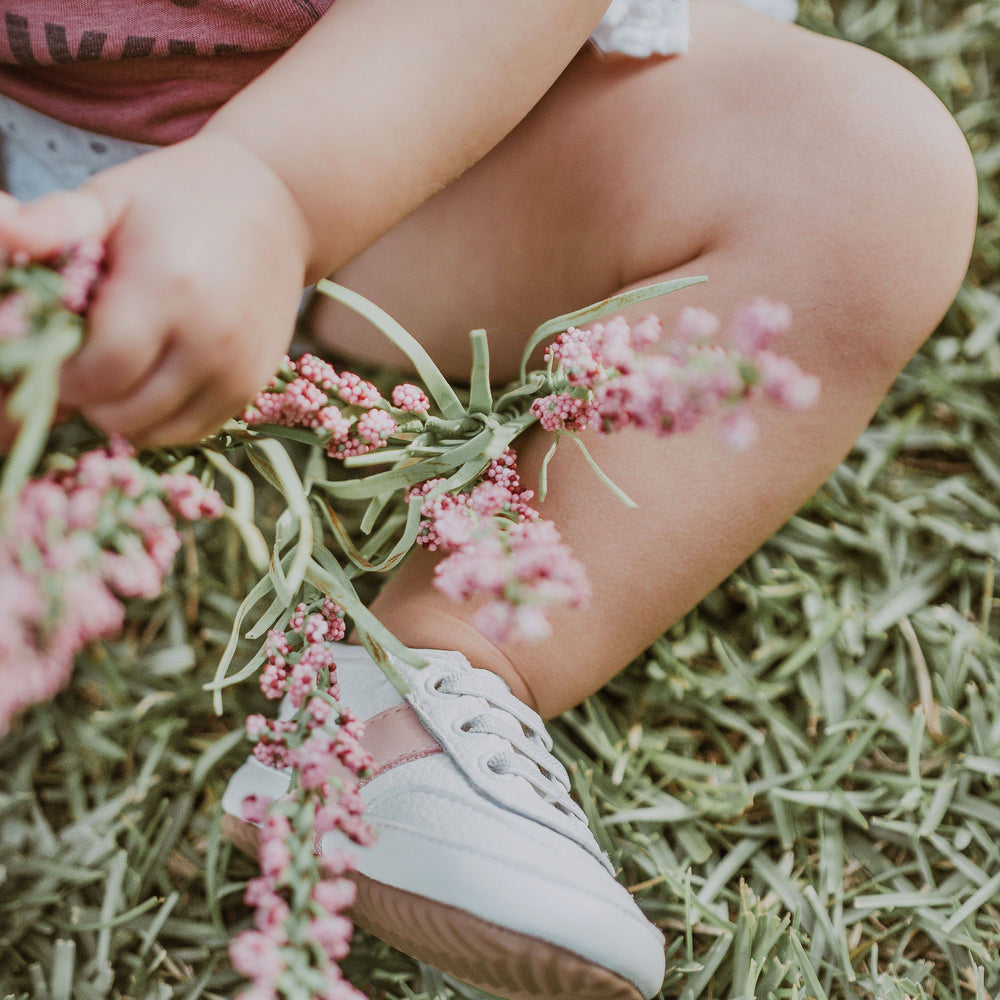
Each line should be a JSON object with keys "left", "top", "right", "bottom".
{"left": 80, "top": 344, "right": 255, "bottom": 447}
{"left": 79, "top": 361, "right": 207, "bottom": 445}
{"left": 0, "top": 188, "right": 111, "bottom": 260}
{"left": 57, "top": 279, "right": 166, "bottom": 408}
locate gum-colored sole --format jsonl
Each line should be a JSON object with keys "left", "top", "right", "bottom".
{"left": 223, "top": 815, "right": 643, "bottom": 1000}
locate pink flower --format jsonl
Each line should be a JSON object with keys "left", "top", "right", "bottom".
{"left": 433, "top": 537, "right": 507, "bottom": 602}
{"left": 337, "top": 781, "right": 365, "bottom": 816}
{"left": 756, "top": 351, "right": 821, "bottom": 410}
{"left": 337, "top": 814, "right": 376, "bottom": 847}
{"left": 727, "top": 298, "right": 792, "bottom": 355}
{"left": 289, "top": 603, "right": 308, "bottom": 632}
{"left": 255, "top": 893, "right": 292, "bottom": 934}
{"left": 468, "top": 482, "right": 512, "bottom": 516}
{"left": 337, "top": 710, "right": 365, "bottom": 742}
{"left": 244, "top": 876, "right": 275, "bottom": 907}
{"left": 334, "top": 733, "right": 374, "bottom": 775}
{"left": 0, "top": 437, "right": 224, "bottom": 735}
{"left": 535, "top": 306, "right": 817, "bottom": 455}
{"left": 0, "top": 290, "right": 30, "bottom": 340}
{"left": 307, "top": 696, "right": 333, "bottom": 727}
{"left": 296, "top": 353, "right": 339, "bottom": 390}
{"left": 294, "top": 735, "right": 339, "bottom": 789}
{"left": 303, "top": 613, "right": 330, "bottom": 644}
{"left": 431, "top": 505, "right": 477, "bottom": 549}
{"left": 391, "top": 383, "right": 430, "bottom": 413}
{"left": 57, "top": 240, "right": 104, "bottom": 313}
{"left": 313, "top": 801, "right": 348, "bottom": 835}
{"left": 229, "top": 930, "right": 286, "bottom": 984}
{"left": 160, "top": 473, "right": 224, "bottom": 521}
{"left": 674, "top": 306, "right": 719, "bottom": 344}
{"left": 530, "top": 393, "right": 597, "bottom": 432}
{"left": 321, "top": 973, "right": 369, "bottom": 1000}
{"left": 720, "top": 407, "right": 760, "bottom": 451}
{"left": 310, "top": 915, "right": 354, "bottom": 960}
{"left": 334, "top": 371, "right": 382, "bottom": 408}
{"left": 353, "top": 408, "right": 397, "bottom": 446}
{"left": 259, "top": 661, "right": 288, "bottom": 700}
{"left": 318, "top": 849, "right": 357, "bottom": 877}
{"left": 317, "top": 406, "right": 352, "bottom": 440}
{"left": 241, "top": 794, "right": 274, "bottom": 825}
{"left": 101, "top": 540, "right": 164, "bottom": 599}
{"left": 259, "top": 836, "right": 292, "bottom": 881}
{"left": 312, "top": 878, "right": 358, "bottom": 913}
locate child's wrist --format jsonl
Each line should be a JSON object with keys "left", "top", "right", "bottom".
{"left": 189, "top": 131, "right": 317, "bottom": 280}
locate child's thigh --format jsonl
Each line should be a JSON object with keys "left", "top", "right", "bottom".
{"left": 308, "top": 0, "right": 970, "bottom": 382}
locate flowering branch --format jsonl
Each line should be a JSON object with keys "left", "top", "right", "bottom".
{"left": 0, "top": 251, "right": 820, "bottom": 999}
{"left": 231, "top": 600, "right": 373, "bottom": 1000}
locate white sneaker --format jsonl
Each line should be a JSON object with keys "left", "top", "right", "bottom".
{"left": 223, "top": 645, "right": 666, "bottom": 1000}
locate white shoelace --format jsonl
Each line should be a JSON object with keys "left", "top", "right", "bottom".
{"left": 434, "top": 671, "right": 591, "bottom": 827}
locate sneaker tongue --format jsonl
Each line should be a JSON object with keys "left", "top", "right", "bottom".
{"left": 331, "top": 644, "right": 406, "bottom": 720}
{"left": 332, "top": 644, "right": 461, "bottom": 721}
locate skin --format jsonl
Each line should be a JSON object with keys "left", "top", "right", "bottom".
{"left": 0, "top": 0, "right": 612, "bottom": 444}
{"left": 308, "top": 2, "right": 978, "bottom": 717}
{"left": 0, "top": 0, "right": 978, "bottom": 718}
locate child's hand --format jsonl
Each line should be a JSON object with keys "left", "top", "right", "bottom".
{"left": 0, "top": 134, "right": 312, "bottom": 447}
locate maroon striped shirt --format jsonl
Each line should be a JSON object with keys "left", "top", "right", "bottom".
{"left": 0, "top": 2, "right": 335, "bottom": 143}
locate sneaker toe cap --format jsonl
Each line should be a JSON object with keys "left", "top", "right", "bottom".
{"left": 337, "top": 764, "right": 666, "bottom": 999}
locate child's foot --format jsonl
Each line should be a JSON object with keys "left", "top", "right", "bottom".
{"left": 222, "top": 645, "right": 666, "bottom": 1000}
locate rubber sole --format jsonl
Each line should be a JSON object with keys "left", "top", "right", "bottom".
{"left": 223, "top": 814, "right": 643, "bottom": 1000}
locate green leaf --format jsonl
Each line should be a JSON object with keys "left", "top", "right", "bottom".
{"left": 468, "top": 329, "right": 493, "bottom": 415}
{"left": 205, "top": 572, "right": 279, "bottom": 710}
{"left": 537, "top": 436, "right": 560, "bottom": 503}
{"left": 200, "top": 448, "right": 269, "bottom": 571}
{"left": 317, "top": 279, "right": 466, "bottom": 420}
{"left": 519, "top": 275, "right": 707, "bottom": 380}
{"left": 315, "top": 491, "right": 423, "bottom": 574}
{"left": 0, "top": 320, "right": 82, "bottom": 505}
{"left": 304, "top": 557, "right": 426, "bottom": 695}
{"left": 251, "top": 438, "right": 314, "bottom": 602}
{"left": 360, "top": 492, "right": 392, "bottom": 534}
{"left": 566, "top": 433, "right": 638, "bottom": 507}
{"left": 314, "top": 425, "right": 494, "bottom": 500}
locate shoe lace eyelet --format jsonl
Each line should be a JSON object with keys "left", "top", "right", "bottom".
{"left": 479, "top": 753, "right": 513, "bottom": 778}
{"left": 427, "top": 673, "right": 459, "bottom": 696}
{"left": 451, "top": 716, "right": 475, "bottom": 735}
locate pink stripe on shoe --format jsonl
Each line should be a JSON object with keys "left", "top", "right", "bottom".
{"left": 358, "top": 703, "right": 443, "bottom": 785}
{"left": 312, "top": 702, "right": 442, "bottom": 852}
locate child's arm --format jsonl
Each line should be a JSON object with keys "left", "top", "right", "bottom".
{"left": 0, "top": 0, "right": 610, "bottom": 446}
{"left": 201, "top": 0, "right": 612, "bottom": 281}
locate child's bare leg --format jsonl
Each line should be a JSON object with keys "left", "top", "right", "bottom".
{"left": 310, "top": 0, "right": 976, "bottom": 717}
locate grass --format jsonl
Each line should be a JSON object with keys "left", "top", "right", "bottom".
{"left": 1, "top": 0, "right": 998, "bottom": 996}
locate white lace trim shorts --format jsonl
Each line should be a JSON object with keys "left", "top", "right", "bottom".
{"left": 0, "top": 0, "right": 797, "bottom": 203}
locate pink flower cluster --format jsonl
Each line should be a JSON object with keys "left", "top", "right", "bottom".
{"left": 230, "top": 799, "right": 368, "bottom": 1000}
{"left": 0, "top": 438, "right": 223, "bottom": 733}
{"left": 232, "top": 603, "right": 375, "bottom": 1000}
{"left": 530, "top": 301, "right": 819, "bottom": 450}
{"left": 56, "top": 241, "right": 105, "bottom": 314}
{"left": 248, "top": 601, "right": 377, "bottom": 805}
{"left": 242, "top": 354, "right": 428, "bottom": 460}
{"left": 0, "top": 242, "right": 104, "bottom": 340}
{"left": 409, "top": 449, "right": 590, "bottom": 643}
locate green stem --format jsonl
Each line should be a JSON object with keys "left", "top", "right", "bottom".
{"left": 317, "top": 280, "right": 467, "bottom": 421}
{"left": 567, "top": 433, "right": 638, "bottom": 508}
{"left": 519, "top": 275, "right": 708, "bottom": 381}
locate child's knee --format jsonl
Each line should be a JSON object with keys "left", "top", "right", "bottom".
{"left": 799, "top": 42, "right": 977, "bottom": 375}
